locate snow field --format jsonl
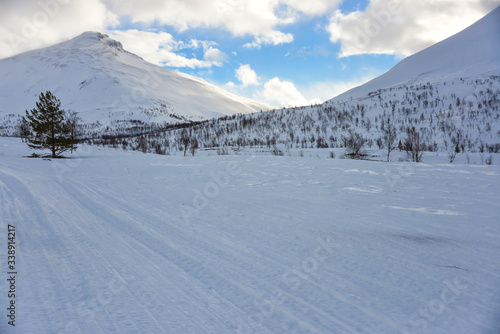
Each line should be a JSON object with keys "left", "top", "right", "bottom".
{"left": 0, "top": 137, "right": 499, "bottom": 333}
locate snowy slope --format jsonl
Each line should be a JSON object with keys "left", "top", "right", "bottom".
{"left": 1, "top": 138, "right": 500, "bottom": 333}
{"left": 0, "top": 32, "right": 272, "bottom": 133}
{"left": 331, "top": 6, "right": 500, "bottom": 103}
{"left": 113, "top": 7, "right": 500, "bottom": 158}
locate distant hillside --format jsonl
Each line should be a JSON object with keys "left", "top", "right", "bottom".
{"left": 93, "top": 7, "right": 500, "bottom": 158}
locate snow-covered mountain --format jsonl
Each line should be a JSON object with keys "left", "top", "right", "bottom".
{"left": 330, "top": 5, "right": 500, "bottom": 103}
{"left": 0, "top": 32, "right": 272, "bottom": 135}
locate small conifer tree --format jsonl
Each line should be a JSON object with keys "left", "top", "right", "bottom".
{"left": 23, "top": 91, "right": 76, "bottom": 158}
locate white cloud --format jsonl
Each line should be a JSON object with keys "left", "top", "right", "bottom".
{"left": 228, "top": 63, "right": 380, "bottom": 106}
{"left": 225, "top": 81, "right": 237, "bottom": 89}
{"left": 326, "top": 0, "right": 500, "bottom": 57}
{"left": 103, "top": 0, "right": 339, "bottom": 33}
{"left": 187, "top": 39, "right": 217, "bottom": 50}
{"left": 235, "top": 64, "right": 260, "bottom": 87}
{"left": 0, "top": 0, "right": 118, "bottom": 59}
{"left": 230, "top": 63, "right": 362, "bottom": 106}
{"left": 104, "top": 0, "right": 280, "bottom": 36}
{"left": 204, "top": 47, "right": 228, "bottom": 63}
{"left": 0, "top": 0, "right": 344, "bottom": 59}
{"left": 103, "top": 0, "right": 341, "bottom": 48}
{"left": 107, "top": 30, "right": 226, "bottom": 68}
{"left": 251, "top": 68, "right": 380, "bottom": 106}
{"left": 259, "top": 77, "right": 319, "bottom": 107}
{"left": 243, "top": 30, "right": 294, "bottom": 48}
{"left": 281, "top": 0, "right": 342, "bottom": 16}
{"left": 8, "top": 0, "right": 494, "bottom": 62}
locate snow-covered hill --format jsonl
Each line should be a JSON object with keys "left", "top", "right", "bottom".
{"left": 330, "top": 5, "right": 500, "bottom": 103}
{"left": 119, "top": 7, "right": 499, "bottom": 158}
{"left": 0, "top": 32, "right": 272, "bottom": 135}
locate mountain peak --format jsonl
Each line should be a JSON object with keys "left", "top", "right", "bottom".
{"left": 71, "top": 31, "right": 124, "bottom": 51}
{"left": 0, "top": 30, "right": 272, "bottom": 135}
{"left": 77, "top": 31, "right": 108, "bottom": 40}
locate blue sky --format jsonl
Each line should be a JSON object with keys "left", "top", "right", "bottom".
{"left": 1, "top": 0, "right": 499, "bottom": 106}
{"left": 108, "top": 0, "right": 397, "bottom": 105}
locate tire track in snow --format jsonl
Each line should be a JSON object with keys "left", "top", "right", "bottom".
{"left": 0, "top": 170, "right": 162, "bottom": 333}
{"left": 58, "top": 181, "right": 245, "bottom": 333}
{"left": 0, "top": 171, "right": 93, "bottom": 333}
{"left": 60, "top": 180, "right": 364, "bottom": 333}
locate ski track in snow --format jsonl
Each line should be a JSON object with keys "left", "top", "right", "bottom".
{"left": 0, "top": 138, "right": 499, "bottom": 333}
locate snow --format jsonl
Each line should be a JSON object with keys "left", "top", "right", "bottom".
{"left": 0, "top": 32, "right": 273, "bottom": 132}
{"left": 331, "top": 6, "right": 500, "bottom": 103}
{"left": 1, "top": 137, "right": 500, "bottom": 333}
{"left": 0, "top": 8, "right": 499, "bottom": 334}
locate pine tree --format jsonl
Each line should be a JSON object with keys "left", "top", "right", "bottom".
{"left": 23, "top": 91, "right": 76, "bottom": 158}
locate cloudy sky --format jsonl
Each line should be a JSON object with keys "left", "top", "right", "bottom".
{"left": 1, "top": 0, "right": 499, "bottom": 107}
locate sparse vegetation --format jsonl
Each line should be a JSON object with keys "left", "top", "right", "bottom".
{"left": 8, "top": 76, "right": 497, "bottom": 162}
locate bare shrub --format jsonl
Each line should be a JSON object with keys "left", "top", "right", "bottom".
{"left": 404, "top": 126, "right": 424, "bottom": 162}
{"left": 344, "top": 130, "right": 366, "bottom": 159}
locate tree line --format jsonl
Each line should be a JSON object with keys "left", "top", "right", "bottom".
{"left": 16, "top": 75, "right": 500, "bottom": 162}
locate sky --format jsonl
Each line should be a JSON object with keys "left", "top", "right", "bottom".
{"left": 1, "top": 0, "right": 499, "bottom": 107}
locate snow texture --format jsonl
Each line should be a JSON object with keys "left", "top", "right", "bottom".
{"left": 1, "top": 138, "right": 499, "bottom": 333}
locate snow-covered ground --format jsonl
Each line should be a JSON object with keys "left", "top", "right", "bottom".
{"left": 1, "top": 137, "right": 499, "bottom": 333}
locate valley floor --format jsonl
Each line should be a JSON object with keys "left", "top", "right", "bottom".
{"left": 1, "top": 138, "right": 499, "bottom": 333}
